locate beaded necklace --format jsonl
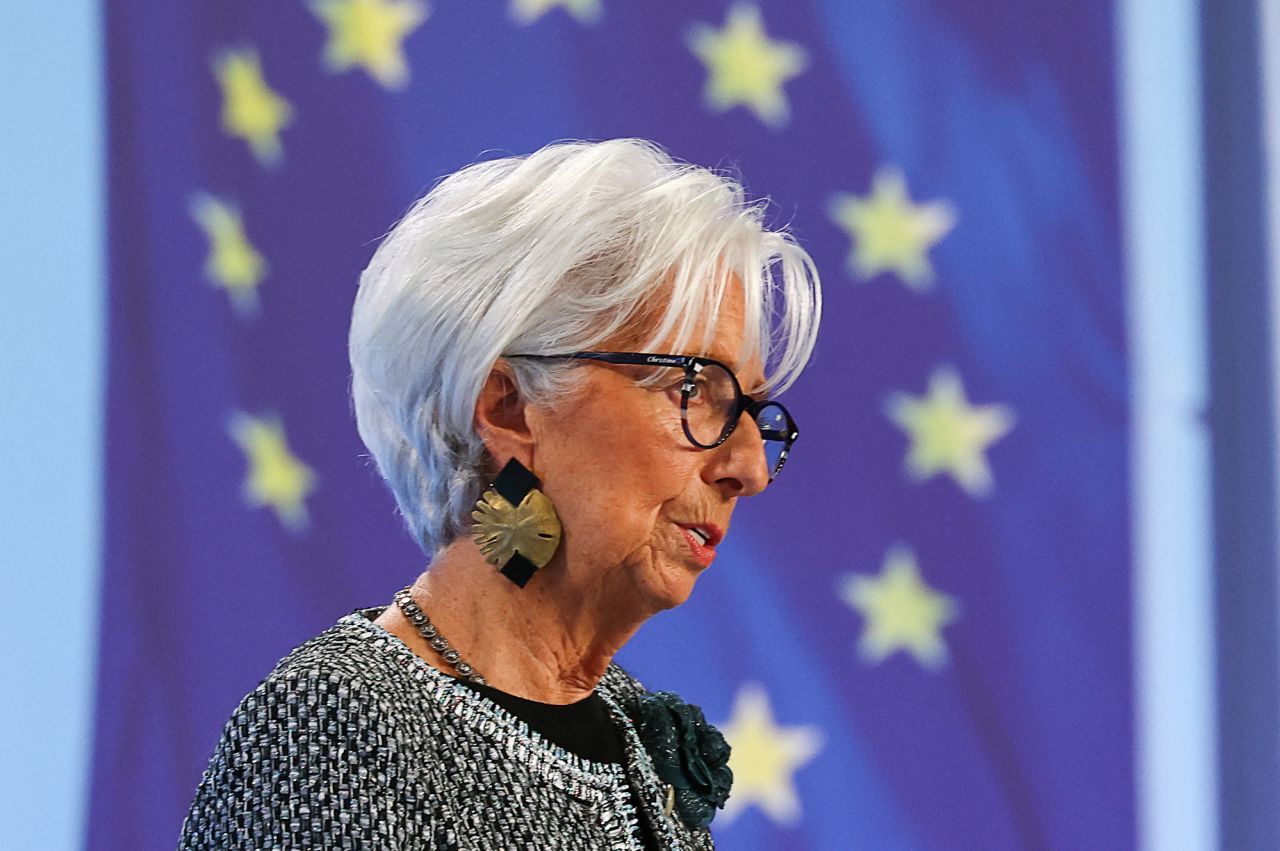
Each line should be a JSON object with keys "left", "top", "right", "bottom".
{"left": 393, "top": 586, "right": 487, "bottom": 684}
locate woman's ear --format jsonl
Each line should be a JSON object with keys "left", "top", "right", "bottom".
{"left": 474, "top": 361, "right": 534, "bottom": 469}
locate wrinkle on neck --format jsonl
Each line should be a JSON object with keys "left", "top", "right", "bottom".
{"left": 378, "top": 539, "right": 649, "bottom": 705}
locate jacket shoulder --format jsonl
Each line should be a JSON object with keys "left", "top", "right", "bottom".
{"left": 597, "top": 661, "right": 647, "bottom": 709}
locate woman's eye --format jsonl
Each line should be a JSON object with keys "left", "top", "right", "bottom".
{"left": 685, "top": 378, "right": 712, "bottom": 402}
{"left": 659, "top": 378, "right": 686, "bottom": 400}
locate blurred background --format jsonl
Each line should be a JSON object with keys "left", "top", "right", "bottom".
{"left": 2, "top": 0, "right": 1276, "bottom": 848}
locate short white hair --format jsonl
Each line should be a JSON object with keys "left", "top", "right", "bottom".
{"left": 348, "top": 138, "right": 821, "bottom": 555}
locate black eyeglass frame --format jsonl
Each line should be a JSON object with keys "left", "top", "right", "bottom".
{"left": 505, "top": 351, "right": 799, "bottom": 480}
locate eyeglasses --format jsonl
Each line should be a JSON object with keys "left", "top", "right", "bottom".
{"left": 505, "top": 351, "right": 799, "bottom": 480}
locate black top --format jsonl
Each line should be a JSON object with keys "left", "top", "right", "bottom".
{"left": 458, "top": 679, "right": 628, "bottom": 764}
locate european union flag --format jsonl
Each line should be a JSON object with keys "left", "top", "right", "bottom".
{"left": 91, "top": 1, "right": 1130, "bottom": 848}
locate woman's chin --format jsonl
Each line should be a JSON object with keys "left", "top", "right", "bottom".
{"left": 643, "top": 560, "right": 703, "bottom": 612}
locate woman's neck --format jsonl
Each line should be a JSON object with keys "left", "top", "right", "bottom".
{"left": 375, "top": 542, "right": 648, "bottom": 704}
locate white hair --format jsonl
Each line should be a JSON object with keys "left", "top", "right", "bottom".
{"left": 348, "top": 138, "right": 821, "bottom": 555}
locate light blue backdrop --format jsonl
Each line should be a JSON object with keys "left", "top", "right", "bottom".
{"left": 0, "top": 0, "right": 1220, "bottom": 848}
{"left": 0, "top": 2, "right": 103, "bottom": 850}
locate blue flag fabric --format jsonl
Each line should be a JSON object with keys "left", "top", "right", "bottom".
{"left": 92, "top": 1, "right": 1129, "bottom": 848}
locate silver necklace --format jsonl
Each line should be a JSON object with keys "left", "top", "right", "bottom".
{"left": 393, "top": 586, "right": 487, "bottom": 684}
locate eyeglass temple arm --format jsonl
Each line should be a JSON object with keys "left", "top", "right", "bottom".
{"left": 506, "top": 352, "right": 696, "bottom": 368}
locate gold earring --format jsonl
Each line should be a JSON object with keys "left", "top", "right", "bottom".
{"left": 471, "top": 458, "right": 562, "bottom": 587}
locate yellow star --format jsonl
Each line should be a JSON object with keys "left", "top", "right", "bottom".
{"left": 886, "top": 366, "right": 1015, "bottom": 497}
{"left": 717, "top": 682, "right": 823, "bottom": 826}
{"left": 228, "top": 412, "right": 318, "bottom": 532}
{"left": 310, "top": 0, "right": 429, "bottom": 89}
{"left": 213, "top": 49, "right": 293, "bottom": 167}
{"left": 687, "top": 4, "right": 807, "bottom": 127}
{"left": 509, "top": 0, "right": 602, "bottom": 24}
{"left": 189, "top": 194, "right": 266, "bottom": 315}
{"left": 829, "top": 168, "right": 957, "bottom": 290}
{"left": 839, "top": 547, "right": 959, "bottom": 669}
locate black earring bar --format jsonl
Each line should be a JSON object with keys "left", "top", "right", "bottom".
{"left": 492, "top": 457, "right": 541, "bottom": 506}
{"left": 493, "top": 460, "right": 542, "bottom": 588}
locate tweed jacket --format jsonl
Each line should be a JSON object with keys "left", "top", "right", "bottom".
{"left": 178, "top": 609, "right": 717, "bottom": 850}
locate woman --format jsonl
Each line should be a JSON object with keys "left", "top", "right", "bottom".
{"left": 180, "top": 139, "right": 822, "bottom": 850}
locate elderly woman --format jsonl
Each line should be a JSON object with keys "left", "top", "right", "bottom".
{"left": 180, "top": 139, "right": 821, "bottom": 850}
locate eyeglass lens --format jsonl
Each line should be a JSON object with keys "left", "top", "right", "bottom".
{"left": 682, "top": 362, "right": 792, "bottom": 477}
{"left": 683, "top": 362, "right": 738, "bottom": 446}
{"left": 754, "top": 402, "right": 791, "bottom": 476}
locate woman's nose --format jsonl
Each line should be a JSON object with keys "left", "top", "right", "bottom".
{"left": 707, "top": 411, "right": 770, "bottom": 496}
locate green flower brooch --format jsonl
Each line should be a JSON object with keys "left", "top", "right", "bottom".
{"left": 633, "top": 691, "right": 733, "bottom": 828}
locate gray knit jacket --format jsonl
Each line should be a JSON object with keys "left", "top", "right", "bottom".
{"left": 178, "top": 609, "right": 717, "bottom": 850}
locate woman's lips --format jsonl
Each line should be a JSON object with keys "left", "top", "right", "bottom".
{"left": 678, "top": 526, "right": 717, "bottom": 568}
